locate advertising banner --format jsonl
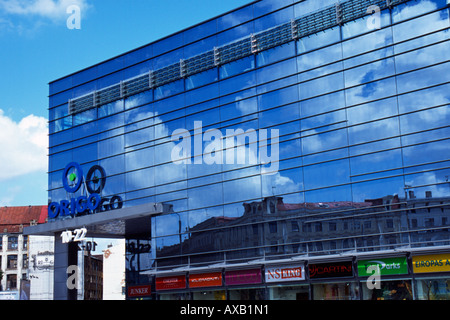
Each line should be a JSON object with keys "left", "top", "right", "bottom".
{"left": 155, "top": 275, "right": 186, "bottom": 291}
{"left": 412, "top": 253, "right": 450, "bottom": 274}
{"left": 309, "top": 261, "right": 353, "bottom": 279}
{"left": 189, "top": 272, "right": 223, "bottom": 288}
{"left": 358, "top": 257, "right": 408, "bottom": 276}
{"left": 225, "top": 268, "right": 262, "bottom": 286}
{"left": 265, "top": 265, "right": 305, "bottom": 283}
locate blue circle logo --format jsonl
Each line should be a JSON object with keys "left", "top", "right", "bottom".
{"left": 62, "top": 162, "right": 83, "bottom": 193}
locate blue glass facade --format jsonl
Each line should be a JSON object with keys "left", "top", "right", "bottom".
{"left": 48, "top": 0, "right": 450, "bottom": 300}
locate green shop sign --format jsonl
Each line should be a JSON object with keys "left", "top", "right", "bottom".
{"left": 358, "top": 257, "right": 408, "bottom": 276}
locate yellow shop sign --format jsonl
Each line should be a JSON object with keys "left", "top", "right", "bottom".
{"left": 412, "top": 253, "right": 450, "bottom": 273}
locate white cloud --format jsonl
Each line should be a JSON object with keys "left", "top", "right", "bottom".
{"left": 0, "top": 0, "right": 90, "bottom": 20}
{"left": 0, "top": 110, "right": 48, "bottom": 181}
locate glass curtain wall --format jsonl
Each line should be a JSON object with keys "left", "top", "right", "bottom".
{"left": 48, "top": 0, "right": 450, "bottom": 277}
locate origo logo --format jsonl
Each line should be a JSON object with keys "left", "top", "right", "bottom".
{"left": 48, "top": 162, "right": 123, "bottom": 219}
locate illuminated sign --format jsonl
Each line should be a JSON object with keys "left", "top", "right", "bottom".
{"left": 155, "top": 275, "right": 186, "bottom": 291}
{"left": 358, "top": 257, "right": 408, "bottom": 276}
{"left": 48, "top": 162, "right": 123, "bottom": 219}
{"left": 128, "top": 285, "right": 151, "bottom": 297}
{"left": 412, "top": 253, "right": 450, "bottom": 274}
{"left": 189, "top": 272, "right": 222, "bottom": 288}
{"left": 309, "top": 261, "right": 353, "bottom": 279}
{"left": 225, "top": 269, "right": 262, "bottom": 286}
{"left": 265, "top": 265, "right": 305, "bottom": 283}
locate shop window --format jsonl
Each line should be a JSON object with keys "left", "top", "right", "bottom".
{"left": 159, "top": 292, "right": 189, "bottom": 300}
{"left": 228, "top": 288, "right": 265, "bottom": 300}
{"left": 192, "top": 290, "right": 226, "bottom": 300}
{"left": 268, "top": 285, "right": 309, "bottom": 300}
{"left": 362, "top": 280, "right": 413, "bottom": 300}
{"left": 312, "top": 282, "right": 359, "bottom": 300}
{"left": 415, "top": 278, "right": 450, "bottom": 300}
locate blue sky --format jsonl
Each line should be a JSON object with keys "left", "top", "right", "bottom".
{"left": 0, "top": 0, "right": 251, "bottom": 206}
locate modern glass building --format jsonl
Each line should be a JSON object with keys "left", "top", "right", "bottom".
{"left": 43, "top": 0, "right": 450, "bottom": 300}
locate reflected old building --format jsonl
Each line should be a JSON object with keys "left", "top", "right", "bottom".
{"left": 155, "top": 192, "right": 450, "bottom": 267}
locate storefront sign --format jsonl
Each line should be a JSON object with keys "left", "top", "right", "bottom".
{"left": 48, "top": 162, "right": 123, "bottom": 219}
{"left": 155, "top": 275, "right": 186, "bottom": 291}
{"left": 358, "top": 257, "right": 408, "bottom": 276}
{"left": 189, "top": 272, "right": 222, "bottom": 288}
{"left": 309, "top": 261, "right": 353, "bottom": 279}
{"left": 265, "top": 265, "right": 305, "bottom": 283}
{"left": 412, "top": 253, "right": 450, "bottom": 274}
{"left": 225, "top": 269, "right": 262, "bottom": 286}
{"left": 128, "top": 285, "right": 151, "bottom": 297}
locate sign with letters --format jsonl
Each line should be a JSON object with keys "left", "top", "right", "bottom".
{"left": 48, "top": 162, "right": 123, "bottom": 220}
{"left": 265, "top": 265, "right": 305, "bottom": 283}
{"left": 309, "top": 261, "right": 353, "bottom": 279}
{"left": 189, "top": 272, "right": 222, "bottom": 288}
{"left": 225, "top": 269, "right": 262, "bottom": 286}
{"left": 358, "top": 257, "right": 408, "bottom": 276}
{"left": 128, "top": 285, "right": 151, "bottom": 297}
{"left": 155, "top": 275, "right": 186, "bottom": 291}
{"left": 412, "top": 253, "right": 450, "bottom": 274}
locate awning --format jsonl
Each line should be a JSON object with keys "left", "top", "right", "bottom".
{"left": 24, "top": 202, "right": 170, "bottom": 238}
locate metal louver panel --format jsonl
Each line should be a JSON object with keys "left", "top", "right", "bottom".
{"left": 67, "top": 0, "right": 410, "bottom": 115}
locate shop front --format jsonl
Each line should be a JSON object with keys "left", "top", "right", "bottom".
{"left": 58, "top": 249, "right": 450, "bottom": 301}
{"left": 156, "top": 275, "right": 188, "bottom": 300}
{"left": 265, "top": 264, "right": 308, "bottom": 300}
{"left": 189, "top": 272, "right": 225, "bottom": 300}
{"left": 357, "top": 256, "right": 413, "bottom": 300}
{"left": 146, "top": 253, "right": 450, "bottom": 300}
{"left": 308, "top": 261, "right": 358, "bottom": 300}
{"left": 225, "top": 269, "right": 265, "bottom": 300}
{"left": 412, "top": 253, "right": 450, "bottom": 300}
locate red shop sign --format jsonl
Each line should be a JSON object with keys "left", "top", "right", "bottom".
{"left": 225, "top": 269, "right": 262, "bottom": 286}
{"left": 189, "top": 272, "right": 223, "bottom": 288}
{"left": 308, "top": 261, "right": 353, "bottom": 279}
{"left": 128, "top": 285, "right": 151, "bottom": 297}
{"left": 156, "top": 275, "right": 186, "bottom": 291}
